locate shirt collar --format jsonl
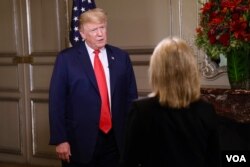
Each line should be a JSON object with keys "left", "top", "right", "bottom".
{"left": 85, "top": 42, "right": 105, "bottom": 55}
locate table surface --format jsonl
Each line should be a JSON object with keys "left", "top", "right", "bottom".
{"left": 201, "top": 88, "right": 250, "bottom": 123}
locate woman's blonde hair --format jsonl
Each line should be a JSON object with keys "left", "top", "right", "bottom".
{"left": 149, "top": 37, "right": 200, "bottom": 108}
{"left": 79, "top": 8, "right": 107, "bottom": 28}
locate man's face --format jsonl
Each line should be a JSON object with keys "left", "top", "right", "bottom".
{"left": 80, "top": 22, "right": 107, "bottom": 50}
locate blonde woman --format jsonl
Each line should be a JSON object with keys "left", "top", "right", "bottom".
{"left": 122, "top": 37, "right": 220, "bottom": 167}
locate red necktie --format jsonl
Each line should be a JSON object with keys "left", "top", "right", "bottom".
{"left": 93, "top": 50, "right": 112, "bottom": 133}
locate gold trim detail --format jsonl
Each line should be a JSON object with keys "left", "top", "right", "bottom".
{"left": 13, "top": 56, "right": 33, "bottom": 64}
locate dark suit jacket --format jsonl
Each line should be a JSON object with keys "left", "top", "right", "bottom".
{"left": 49, "top": 41, "right": 138, "bottom": 163}
{"left": 122, "top": 96, "right": 220, "bottom": 167}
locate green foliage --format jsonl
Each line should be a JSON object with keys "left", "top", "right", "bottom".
{"left": 227, "top": 47, "right": 250, "bottom": 89}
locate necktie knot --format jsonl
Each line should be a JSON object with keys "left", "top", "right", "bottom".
{"left": 94, "top": 49, "right": 100, "bottom": 55}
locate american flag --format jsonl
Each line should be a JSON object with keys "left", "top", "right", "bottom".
{"left": 70, "top": 0, "right": 96, "bottom": 46}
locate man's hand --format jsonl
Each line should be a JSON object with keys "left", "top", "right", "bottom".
{"left": 56, "top": 142, "right": 71, "bottom": 163}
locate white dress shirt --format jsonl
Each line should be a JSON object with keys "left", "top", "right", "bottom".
{"left": 85, "top": 43, "right": 111, "bottom": 109}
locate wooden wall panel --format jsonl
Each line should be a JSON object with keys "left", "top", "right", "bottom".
{"left": 133, "top": 65, "right": 150, "bottom": 96}
{"left": 0, "top": 66, "right": 19, "bottom": 90}
{"left": 95, "top": 0, "right": 170, "bottom": 49}
{"left": 0, "top": 99, "right": 21, "bottom": 154}
{"left": 29, "top": 0, "right": 66, "bottom": 52}
{"left": 31, "top": 100, "right": 56, "bottom": 158}
{"left": 0, "top": 0, "right": 66, "bottom": 165}
{"left": 0, "top": 0, "right": 16, "bottom": 52}
{"left": 30, "top": 64, "right": 53, "bottom": 92}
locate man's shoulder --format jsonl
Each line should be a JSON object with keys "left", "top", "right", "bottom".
{"left": 105, "top": 44, "right": 127, "bottom": 54}
{"left": 60, "top": 47, "right": 74, "bottom": 54}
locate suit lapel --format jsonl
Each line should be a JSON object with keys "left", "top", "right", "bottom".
{"left": 106, "top": 45, "right": 116, "bottom": 98}
{"left": 77, "top": 42, "right": 99, "bottom": 93}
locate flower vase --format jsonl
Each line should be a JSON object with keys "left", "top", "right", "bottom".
{"left": 227, "top": 47, "right": 250, "bottom": 90}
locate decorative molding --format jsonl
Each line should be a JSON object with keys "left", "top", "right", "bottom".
{"left": 199, "top": 53, "right": 227, "bottom": 80}
{"left": 125, "top": 48, "right": 153, "bottom": 55}
{"left": 132, "top": 60, "right": 149, "bottom": 66}
{"left": 0, "top": 147, "right": 21, "bottom": 155}
{"left": 13, "top": 56, "right": 33, "bottom": 64}
{"left": 0, "top": 54, "right": 18, "bottom": 66}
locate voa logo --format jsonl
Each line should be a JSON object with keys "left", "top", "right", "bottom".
{"left": 226, "top": 154, "right": 247, "bottom": 163}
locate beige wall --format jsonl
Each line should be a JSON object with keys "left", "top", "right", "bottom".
{"left": 95, "top": 0, "right": 230, "bottom": 95}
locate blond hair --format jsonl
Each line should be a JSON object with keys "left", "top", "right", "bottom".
{"left": 79, "top": 8, "right": 107, "bottom": 29}
{"left": 149, "top": 37, "right": 200, "bottom": 108}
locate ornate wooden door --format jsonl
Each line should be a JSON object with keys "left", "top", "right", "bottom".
{"left": 0, "top": 0, "right": 68, "bottom": 165}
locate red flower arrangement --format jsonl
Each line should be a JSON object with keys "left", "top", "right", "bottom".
{"left": 195, "top": 0, "right": 250, "bottom": 59}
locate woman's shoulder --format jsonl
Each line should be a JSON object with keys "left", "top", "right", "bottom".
{"left": 190, "top": 99, "right": 215, "bottom": 112}
{"left": 133, "top": 95, "right": 159, "bottom": 106}
{"left": 191, "top": 98, "right": 212, "bottom": 106}
{"left": 131, "top": 96, "right": 160, "bottom": 112}
{"left": 190, "top": 99, "right": 218, "bottom": 126}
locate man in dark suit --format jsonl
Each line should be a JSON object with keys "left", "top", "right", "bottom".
{"left": 49, "top": 8, "right": 138, "bottom": 167}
